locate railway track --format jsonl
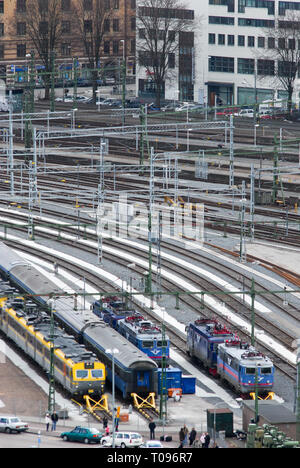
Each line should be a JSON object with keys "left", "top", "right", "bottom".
{"left": 0, "top": 204, "right": 297, "bottom": 384}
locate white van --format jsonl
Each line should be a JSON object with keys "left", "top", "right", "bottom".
{"left": 100, "top": 431, "right": 143, "bottom": 448}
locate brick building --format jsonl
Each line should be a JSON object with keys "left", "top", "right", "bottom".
{"left": 0, "top": 0, "right": 136, "bottom": 83}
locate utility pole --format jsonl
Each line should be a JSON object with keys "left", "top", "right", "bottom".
{"left": 50, "top": 50, "right": 56, "bottom": 112}
{"left": 229, "top": 115, "right": 234, "bottom": 187}
{"left": 73, "top": 57, "right": 78, "bottom": 110}
{"left": 239, "top": 181, "right": 247, "bottom": 263}
{"left": 250, "top": 277, "right": 256, "bottom": 347}
{"left": 296, "top": 339, "right": 300, "bottom": 441}
{"left": 139, "top": 105, "right": 145, "bottom": 174}
{"left": 48, "top": 299, "right": 55, "bottom": 413}
{"left": 159, "top": 322, "right": 168, "bottom": 425}
{"left": 272, "top": 136, "right": 279, "bottom": 204}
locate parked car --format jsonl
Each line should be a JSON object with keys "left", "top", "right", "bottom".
{"left": 100, "top": 431, "right": 143, "bottom": 448}
{"left": 161, "top": 103, "right": 178, "bottom": 112}
{"left": 0, "top": 416, "right": 29, "bottom": 433}
{"left": 60, "top": 426, "right": 102, "bottom": 444}
{"left": 140, "top": 440, "right": 165, "bottom": 448}
{"left": 175, "top": 103, "right": 198, "bottom": 112}
{"left": 235, "top": 108, "right": 254, "bottom": 118}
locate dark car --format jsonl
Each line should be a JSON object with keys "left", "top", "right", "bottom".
{"left": 60, "top": 426, "right": 102, "bottom": 444}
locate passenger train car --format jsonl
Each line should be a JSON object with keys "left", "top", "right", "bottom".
{"left": 93, "top": 298, "right": 170, "bottom": 363}
{"left": 0, "top": 241, "right": 158, "bottom": 399}
{"left": 0, "top": 295, "right": 106, "bottom": 397}
{"left": 186, "top": 318, "right": 274, "bottom": 395}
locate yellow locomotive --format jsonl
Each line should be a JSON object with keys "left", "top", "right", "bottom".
{"left": 0, "top": 297, "right": 106, "bottom": 397}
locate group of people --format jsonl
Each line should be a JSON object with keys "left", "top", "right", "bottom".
{"left": 179, "top": 426, "right": 211, "bottom": 448}
{"left": 45, "top": 411, "right": 59, "bottom": 432}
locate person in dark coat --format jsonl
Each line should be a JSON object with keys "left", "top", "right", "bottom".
{"left": 178, "top": 427, "right": 185, "bottom": 448}
{"left": 51, "top": 411, "right": 58, "bottom": 431}
{"left": 189, "top": 427, "right": 197, "bottom": 446}
{"left": 149, "top": 418, "right": 156, "bottom": 440}
{"left": 204, "top": 432, "right": 211, "bottom": 448}
{"left": 102, "top": 416, "right": 108, "bottom": 430}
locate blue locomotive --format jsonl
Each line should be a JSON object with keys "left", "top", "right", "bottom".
{"left": 93, "top": 298, "right": 170, "bottom": 363}
{"left": 186, "top": 319, "right": 274, "bottom": 395}
{"left": 217, "top": 340, "right": 274, "bottom": 394}
{"left": 186, "top": 319, "right": 233, "bottom": 376}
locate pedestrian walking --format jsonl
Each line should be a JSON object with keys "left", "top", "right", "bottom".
{"left": 51, "top": 411, "right": 58, "bottom": 431}
{"left": 189, "top": 427, "right": 197, "bottom": 446}
{"left": 45, "top": 413, "right": 51, "bottom": 432}
{"left": 179, "top": 427, "right": 185, "bottom": 448}
{"left": 102, "top": 416, "right": 108, "bottom": 430}
{"left": 204, "top": 432, "right": 211, "bottom": 448}
{"left": 149, "top": 418, "right": 156, "bottom": 440}
{"left": 105, "top": 425, "right": 110, "bottom": 435}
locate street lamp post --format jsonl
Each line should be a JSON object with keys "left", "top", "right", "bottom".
{"left": 106, "top": 348, "right": 119, "bottom": 448}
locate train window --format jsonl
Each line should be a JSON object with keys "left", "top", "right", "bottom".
{"left": 75, "top": 370, "right": 89, "bottom": 379}
{"left": 261, "top": 367, "right": 272, "bottom": 374}
{"left": 143, "top": 341, "right": 154, "bottom": 348}
{"left": 245, "top": 367, "right": 256, "bottom": 375}
{"left": 91, "top": 369, "right": 103, "bottom": 378}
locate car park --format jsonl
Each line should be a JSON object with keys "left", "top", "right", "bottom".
{"left": 60, "top": 426, "right": 102, "bottom": 444}
{"left": 100, "top": 431, "right": 143, "bottom": 448}
{"left": 0, "top": 416, "right": 29, "bottom": 433}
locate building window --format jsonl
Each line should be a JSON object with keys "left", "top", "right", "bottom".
{"left": 17, "top": 43, "right": 26, "bottom": 57}
{"left": 238, "top": 58, "right": 254, "bottom": 74}
{"left": 0, "top": 44, "right": 4, "bottom": 58}
{"left": 218, "top": 34, "right": 225, "bottom": 45}
{"left": 248, "top": 36, "right": 255, "bottom": 47}
{"left": 208, "top": 33, "right": 215, "bottom": 44}
{"left": 0, "top": 23, "right": 3, "bottom": 37}
{"left": 209, "top": 16, "right": 234, "bottom": 25}
{"left": 62, "top": 21, "right": 70, "bottom": 34}
{"left": 238, "top": 35, "right": 245, "bottom": 46}
{"left": 257, "top": 36, "right": 265, "bottom": 48}
{"left": 257, "top": 59, "right": 274, "bottom": 75}
{"left": 17, "top": 22, "right": 26, "bottom": 36}
{"left": 113, "top": 40, "right": 119, "bottom": 54}
{"left": 61, "top": 43, "right": 71, "bottom": 56}
{"left": 0, "top": 1, "right": 4, "bottom": 14}
{"left": 228, "top": 34, "right": 235, "bottom": 46}
{"left": 17, "top": 0, "right": 26, "bottom": 12}
{"left": 113, "top": 19, "right": 119, "bottom": 32}
{"left": 209, "top": 56, "right": 234, "bottom": 73}
{"left": 61, "top": 0, "right": 70, "bottom": 10}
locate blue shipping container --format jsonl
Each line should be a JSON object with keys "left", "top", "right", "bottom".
{"left": 181, "top": 375, "right": 196, "bottom": 394}
{"left": 157, "top": 368, "right": 182, "bottom": 393}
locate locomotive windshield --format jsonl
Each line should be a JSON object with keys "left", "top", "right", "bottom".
{"left": 76, "top": 370, "right": 89, "bottom": 379}
{"left": 91, "top": 369, "right": 104, "bottom": 378}
{"left": 143, "top": 341, "right": 154, "bottom": 348}
{"left": 261, "top": 367, "right": 272, "bottom": 374}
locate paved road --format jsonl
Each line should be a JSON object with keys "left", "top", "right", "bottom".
{"left": 0, "top": 430, "right": 101, "bottom": 449}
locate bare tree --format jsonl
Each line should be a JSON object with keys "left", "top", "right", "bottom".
{"left": 262, "top": 11, "right": 300, "bottom": 112}
{"left": 136, "top": 0, "right": 195, "bottom": 107}
{"left": 73, "top": 0, "right": 113, "bottom": 103}
{"left": 16, "top": 0, "right": 63, "bottom": 100}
